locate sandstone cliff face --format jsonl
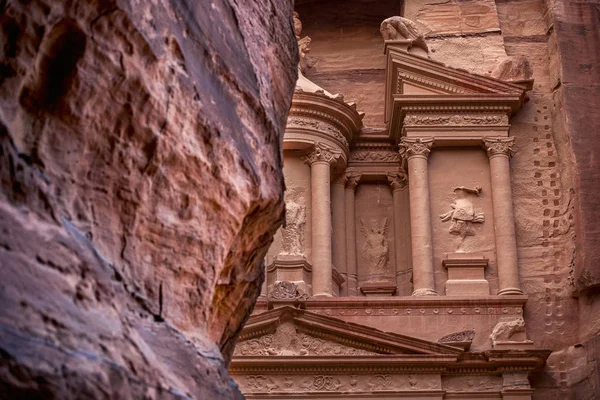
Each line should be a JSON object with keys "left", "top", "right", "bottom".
{"left": 0, "top": 0, "right": 298, "bottom": 398}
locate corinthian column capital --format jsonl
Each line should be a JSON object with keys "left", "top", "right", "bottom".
{"left": 302, "top": 142, "right": 340, "bottom": 165}
{"left": 387, "top": 170, "right": 408, "bottom": 192}
{"left": 345, "top": 172, "right": 362, "bottom": 189}
{"left": 483, "top": 137, "right": 516, "bottom": 158}
{"left": 399, "top": 137, "right": 434, "bottom": 159}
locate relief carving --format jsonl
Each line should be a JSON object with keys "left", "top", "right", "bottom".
{"left": 399, "top": 137, "right": 434, "bottom": 158}
{"left": 234, "top": 319, "right": 376, "bottom": 357}
{"left": 440, "top": 186, "right": 484, "bottom": 242}
{"left": 302, "top": 142, "right": 341, "bottom": 165}
{"left": 483, "top": 137, "right": 516, "bottom": 158}
{"left": 281, "top": 190, "right": 306, "bottom": 256}
{"left": 300, "top": 375, "right": 344, "bottom": 391}
{"left": 287, "top": 116, "right": 348, "bottom": 147}
{"left": 490, "top": 317, "right": 526, "bottom": 345}
{"left": 438, "top": 329, "right": 475, "bottom": 343}
{"left": 360, "top": 218, "right": 390, "bottom": 276}
{"left": 387, "top": 171, "right": 408, "bottom": 191}
{"left": 367, "top": 374, "right": 395, "bottom": 391}
{"left": 349, "top": 150, "right": 401, "bottom": 163}
{"left": 404, "top": 114, "right": 509, "bottom": 126}
{"left": 380, "top": 16, "right": 428, "bottom": 53}
{"left": 268, "top": 281, "right": 309, "bottom": 302}
{"left": 246, "top": 375, "right": 279, "bottom": 393}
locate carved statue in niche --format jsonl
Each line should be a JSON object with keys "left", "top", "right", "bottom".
{"left": 440, "top": 186, "right": 484, "bottom": 251}
{"left": 380, "top": 16, "right": 429, "bottom": 54}
{"left": 359, "top": 218, "right": 390, "bottom": 276}
{"left": 281, "top": 189, "right": 306, "bottom": 256}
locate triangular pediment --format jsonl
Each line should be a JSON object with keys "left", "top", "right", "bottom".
{"left": 233, "top": 306, "right": 463, "bottom": 358}
{"left": 383, "top": 45, "right": 530, "bottom": 127}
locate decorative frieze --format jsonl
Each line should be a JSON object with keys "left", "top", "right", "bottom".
{"left": 287, "top": 116, "right": 349, "bottom": 147}
{"left": 404, "top": 114, "right": 509, "bottom": 126}
{"left": 238, "top": 373, "right": 441, "bottom": 394}
{"left": 309, "top": 305, "right": 524, "bottom": 317}
{"left": 349, "top": 150, "right": 401, "bottom": 163}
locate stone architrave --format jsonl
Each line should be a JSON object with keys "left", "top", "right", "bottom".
{"left": 483, "top": 137, "right": 523, "bottom": 295}
{"left": 399, "top": 137, "right": 437, "bottom": 296}
{"left": 303, "top": 143, "right": 341, "bottom": 297}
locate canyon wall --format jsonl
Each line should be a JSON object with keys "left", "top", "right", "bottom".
{"left": 0, "top": 0, "right": 297, "bottom": 398}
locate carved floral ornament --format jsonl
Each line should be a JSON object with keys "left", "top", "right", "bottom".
{"left": 483, "top": 137, "right": 516, "bottom": 158}
{"left": 403, "top": 113, "right": 510, "bottom": 126}
{"left": 398, "top": 137, "right": 434, "bottom": 158}
{"left": 286, "top": 116, "right": 349, "bottom": 148}
{"left": 387, "top": 171, "right": 408, "bottom": 191}
{"left": 349, "top": 150, "right": 401, "bottom": 163}
{"left": 301, "top": 142, "right": 341, "bottom": 165}
{"left": 238, "top": 373, "right": 441, "bottom": 393}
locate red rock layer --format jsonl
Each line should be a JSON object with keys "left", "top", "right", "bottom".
{"left": 0, "top": 0, "right": 297, "bottom": 398}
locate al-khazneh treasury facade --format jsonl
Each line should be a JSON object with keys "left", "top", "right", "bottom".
{"left": 231, "top": 7, "right": 562, "bottom": 400}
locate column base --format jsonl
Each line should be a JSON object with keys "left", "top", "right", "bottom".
{"left": 412, "top": 288, "right": 438, "bottom": 296}
{"left": 498, "top": 287, "right": 524, "bottom": 295}
{"left": 312, "top": 293, "right": 333, "bottom": 298}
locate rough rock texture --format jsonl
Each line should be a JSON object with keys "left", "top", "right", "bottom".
{"left": 0, "top": 0, "right": 297, "bottom": 398}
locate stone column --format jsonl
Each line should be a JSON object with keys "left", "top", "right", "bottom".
{"left": 483, "top": 137, "right": 523, "bottom": 295}
{"left": 388, "top": 171, "right": 410, "bottom": 295}
{"left": 332, "top": 174, "right": 347, "bottom": 295}
{"left": 345, "top": 173, "right": 361, "bottom": 296}
{"left": 399, "top": 137, "right": 437, "bottom": 296}
{"left": 303, "top": 143, "right": 339, "bottom": 297}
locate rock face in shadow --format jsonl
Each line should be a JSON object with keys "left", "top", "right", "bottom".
{"left": 0, "top": 0, "right": 297, "bottom": 398}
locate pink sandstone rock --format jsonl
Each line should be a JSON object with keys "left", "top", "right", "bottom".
{"left": 0, "top": 0, "right": 298, "bottom": 397}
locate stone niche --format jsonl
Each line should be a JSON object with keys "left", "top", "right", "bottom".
{"left": 267, "top": 155, "right": 313, "bottom": 295}
{"left": 355, "top": 182, "right": 397, "bottom": 294}
{"left": 429, "top": 147, "right": 498, "bottom": 295}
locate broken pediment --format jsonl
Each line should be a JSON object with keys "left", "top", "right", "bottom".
{"left": 233, "top": 306, "right": 463, "bottom": 358}
{"left": 382, "top": 43, "right": 532, "bottom": 142}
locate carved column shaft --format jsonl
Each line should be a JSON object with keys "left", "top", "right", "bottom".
{"left": 388, "top": 172, "right": 411, "bottom": 296}
{"left": 484, "top": 138, "right": 523, "bottom": 295}
{"left": 400, "top": 138, "right": 437, "bottom": 296}
{"left": 304, "top": 144, "right": 339, "bottom": 297}
{"left": 331, "top": 175, "right": 347, "bottom": 295}
{"left": 345, "top": 174, "right": 360, "bottom": 296}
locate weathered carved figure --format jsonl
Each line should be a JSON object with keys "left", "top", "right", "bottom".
{"left": 440, "top": 186, "right": 484, "bottom": 238}
{"left": 380, "top": 16, "right": 428, "bottom": 54}
{"left": 360, "top": 218, "right": 390, "bottom": 275}
{"left": 281, "top": 190, "right": 306, "bottom": 256}
{"left": 490, "top": 317, "right": 526, "bottom": 345}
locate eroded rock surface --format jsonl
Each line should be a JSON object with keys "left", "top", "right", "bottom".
{"left": 0, "top": 0, "right": 298, "bottom": 398}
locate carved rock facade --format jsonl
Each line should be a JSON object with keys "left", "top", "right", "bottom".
{"left": 243, "top": 10, "right": 556, "bottom": 400}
